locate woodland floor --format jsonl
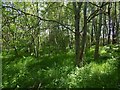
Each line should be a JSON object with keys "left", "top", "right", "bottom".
{"left": 2, "top": 44, "right": 120, "bottom": 88}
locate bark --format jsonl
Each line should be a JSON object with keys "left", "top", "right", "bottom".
{"left": 112, "top": 2, "right": 116, "bottom": 44}
{"left": 79, "top": 2, "right": 87, "bottom": 66}
{"left": 108, "top": 3, "right": 112, "bottom": 44}
{"left": 91, "top": 6, "right": 95, "bottom": 45}
{"left": 73, "top": 2, "right": 82, "bottom": 66}
{"left": 116, "top": 2, "right": 120, "bottom": 44}
{"left": 118, "top": 1, "right": 120, "bottom": 43}
{"left": 94, "top": 3, "right": 102, "bottom": 60}
{"left": 112, "top": 20, "right": 115, "bottom": 44}
{"left": 103, "top": 4, "right": 106, "bottom": 46}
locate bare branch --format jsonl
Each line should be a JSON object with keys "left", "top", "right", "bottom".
{"left": 87, "top": 2, "right": 109, "bottom": 23}
{"left": 89, "top": 2, "right": 100, "bottom": 8}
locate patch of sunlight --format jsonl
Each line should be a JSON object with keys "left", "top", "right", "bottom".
{"left": 100, "top": 49, "right": 107, "bottom": 55}
{"left": 68, "top": 68, "right": 77, "bottom": 79}
{"left": 76, "top": 66, "right": 80, "bottom": 71}
{"left": 67, "top": 73, "right": 77, "bottom": 85}
{"left": 12, "top": 77, "right": 17, "bottom": 84}
{"left": 67, "top": 50, "right": 74, "bottom": 56}
{"left": 100, "top": 62, "right": 111, "bottom": 74}
{"left": 113, "top": 47, "right": 119, "bottom": 50}
{"left": 90, "top": 47, "right": 94, "bottom": 52}
{"left": 46, "top": 68, "right": 56, "bottom": 77}
{"left": 13, "top": 57, "right": 34, "bottom": 70}
{"left": 89, "top": 59, "right": 117, "bottom": 75}
{"left": 68, "top": 78, "right": 77, "bottom": 86}
{"left": 90, "top": 63, "right": 100, "bottom": 74}
{"left": 44, "top": 54, "right": 49, "bottom": 57}
{"left": 103, "top": 45, "right": 109, "bottom": 49}
{"left": 14, "top": 61, "right": 24, "bottom": 69}
{"left": 75, "top": 66, "right": 84, "bottom": 75}
{"left": 3, "top": 81, "right": 8, "bottom": 87}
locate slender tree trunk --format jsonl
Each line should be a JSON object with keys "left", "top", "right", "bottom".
{"left": 94, "top": 3, "right": 102, "bottom": 60}
{"left": 118, "top": 1, "right": 120, "bottom": 43}
{"left": 91, "top": 18, "right": 94, "bottom": 45}
{"left": 116, "top": 2, "right": 120, "bottom": 44}
{"left": 103, "top": 4, "right": 106, "bottom": 46}
{"left": 73, "top": 2, "right": 82, "bottom": 66}
{"left": 112, "top": 20, "right": 115, "bottom": 44}
{"left": 112, "top": 2, "right": 116, "bottom": 44}
{"left": 70, "top": 31, "right": 73, "bottom": 49}
{"left": 79, "top": 2, "right": 87, "bottom": 66}
{"left": 108, "top": 3, "right": 112, "bottom": 44}
{"left": 91, "top": 6, "right": 96, "bottom": 46}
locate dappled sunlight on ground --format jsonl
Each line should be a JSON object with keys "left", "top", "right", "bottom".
{"left": 2, "top": 45, "right": 120, "bottom": 88}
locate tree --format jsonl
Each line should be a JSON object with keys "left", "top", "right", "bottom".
{"left": 2, "top": 2, "right": 120, "bottom": 66}
{"left": 108, "top": 3, "right": 112, "bottom": 44}
{"left": 94, "top": 3, "right": 103, "bottom": 60}
{"left": 79, "top": 2, "right": 87, "bottom": 66}
{"left": 73, "top": 2, "right": 82, "bottom": 66}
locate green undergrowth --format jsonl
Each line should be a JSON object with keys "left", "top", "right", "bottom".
{"left": 2, "top": 45, "right": 120, "bottom": 88}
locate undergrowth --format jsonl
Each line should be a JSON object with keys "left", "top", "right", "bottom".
{"left": 2, "top": 45, "right": 120, "bottom": 88}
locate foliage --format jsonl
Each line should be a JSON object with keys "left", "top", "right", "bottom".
{"left": 1, "top": 2, "right": 120, "bottom": 89}
{"left": 2, "top": 46, "right": 120, "bottom": 88}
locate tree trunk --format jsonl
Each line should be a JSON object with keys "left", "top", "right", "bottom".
{"left": 91, "top": 18, "right": 94, "bottom": 45}
{"left": 91, "top": 5, "right": 95, "bottom": 46}
{"left": 33, "top": 2, "right": 40, "bottom": 57}
{"left": 112, "top": 2, "right": 116, "bottom": 44}
{"left": 116, "top": 2, "right": 120, "bottom": 44}
{"left": 108, "top": 3, "right": 112, "bottom": 44}
{"left": 115, "top": 2, "right": 120, "bottom": 43}
{"left": 112, "top": 20, "right": 115, "bottom": 44}
{"left": 94, "top": 3, "right": 102, "bottom": 60}
{"left": 79, "top": 2, "right": 87, "bottom": 66}
{"left": 103, "top": 4, "right": 106, "bottom": 46}
{"left": 73, "top": 2, "right": 82, "bottom": 66}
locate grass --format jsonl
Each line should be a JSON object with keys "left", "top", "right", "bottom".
{"left": 2, "top": 45, "right": 120, "bottom": 88}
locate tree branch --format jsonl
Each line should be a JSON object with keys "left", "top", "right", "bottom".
{"left": 2, "top": 5, "right": 75, "bottom": 33}
{"left": 87, "top": 2, "right": 109, "bottom": 23}
{"left": 89, "top": 2, "right": 100, "bottom": 8}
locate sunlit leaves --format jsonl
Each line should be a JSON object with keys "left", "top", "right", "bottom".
{"left": 2, "top": 1, "right": 120, "bottom": 88}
